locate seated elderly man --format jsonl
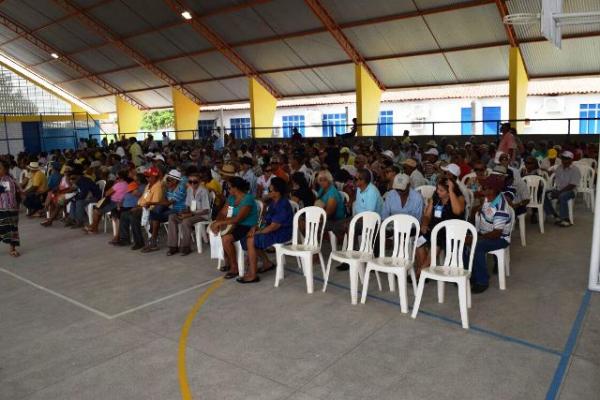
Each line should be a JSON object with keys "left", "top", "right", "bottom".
{"left": 402, "top": 158, "right": 427, "bottom": 188}
{"left": 381, "top": 173, "right": 423, "bottom": 222}
{"left": 543, "top": 151, "right": 580, "bottom": 228}
{"left": 166, "top": 171, "right": 210, "bottom": 256}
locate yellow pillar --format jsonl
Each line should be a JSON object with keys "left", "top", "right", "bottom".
{"left": 249, "top": 77, "right": 277, "bottom": 138}
{"left": 116, "top": 96, "right": 143, "bottom": 137}
{"left": 355, "top": 64, "right": 382, "bottom": 137}
{"left": 509, "top": 47, "right": 528, "bottom": 133}
{"left": 172, "top": 88, "right": 200, "bottom": 140}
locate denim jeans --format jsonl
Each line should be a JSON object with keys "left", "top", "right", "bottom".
{"left": 543, "top": 190, "right": 575, "bottom": 220}
{"left": 465, "top": 238, "right": 509, "bottom": 286}
{"left": 69, "top": 198, "right": 95, "bottom": 225}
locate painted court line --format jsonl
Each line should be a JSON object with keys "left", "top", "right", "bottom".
{"left": 545, "top": 289, "right": 592, "bottom": 400}
{"left": 284, "top": 267, "right": 562, "bottom": 357}
{"left": 0, "top": 268, "right": 222, "bottom": 320}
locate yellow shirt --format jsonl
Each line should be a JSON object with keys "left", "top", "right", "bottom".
{"left": 28, "top": 170, "right": 48, "bottom": 193}
{"left": 204, "top": 179, "right": 222, "bottom": 206}
{"left": 138, "top": 181, "right": 164, "bottom": 208}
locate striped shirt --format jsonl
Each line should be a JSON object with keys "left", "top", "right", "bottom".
{"left": 478, "top": 194, "right": 512, "bottom": 243}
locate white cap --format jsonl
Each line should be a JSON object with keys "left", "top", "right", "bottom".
{"left": 382, "top": 150, "right": 395, "bottom": 160}
{"left": 424, "top": 148, "right": 439, "bottom": 156}
{"left": 441, "top": 163, "right": 461, "bottom": 178}
{"left": 392, "top": 173, "right": 410, "bottom": 190}
{"left": 166, "top": 169, "right": 182, "bottom": 181}
{"left": 561, "top": 150, "right": 574, "bottom": 159}
{"left": 153, "top": 154, "right": 165, "bottom": 162}
{"left": 145, "top": 152, "right": 154, "bottom": 158}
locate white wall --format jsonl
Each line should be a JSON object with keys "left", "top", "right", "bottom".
{"left": 200, "top": 93, "right": 600, "bottom": 138}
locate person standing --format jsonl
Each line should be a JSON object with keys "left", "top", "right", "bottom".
{"left": 0, "top": 160, "right": 20, "bottom": 257}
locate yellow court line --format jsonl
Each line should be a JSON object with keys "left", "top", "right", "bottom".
{"left": 178, "top": 278, "right": 224, "bottom": 400}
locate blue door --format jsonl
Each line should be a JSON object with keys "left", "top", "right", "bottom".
{"left": 483, "top": 107, "right": 501, "bottom": 135}
{"left": 22, "top": 122, "right": 42, "bottom": 154}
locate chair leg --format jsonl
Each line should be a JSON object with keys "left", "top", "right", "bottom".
{"left": 274, "top": 250, "right": 285, "bottom": 287}
{"left": 398, "top": 269, "right": 408, "bottom": 314}
{"left": 411, "top": 275, "right": 427, "bottom": 319}
{"left": 360, "top": 267, "right": 371, "bottom": 304}
{"left": 195, "top": 224, "right": 203, "bottom": 254}
{"left": 235, "top": 242, "right": 244, "bottom": 278}
{"left": 349, "top": 262, "right": 359, "bottom": 305}
{"left": 538, "top": 206, "right": 545, "bottom": 234}
{"left": 505, "top": 248, "right": 511, "bottom": 277}
{"left": 437, "top": 281, "right": 445, "bottom": 304}
{"left": 322, "top": 256, "right": 333, "bottom": 292}
{"left": 303, "top": 255, "right": 314, "bottom": 294}
{"left": 388, "top": 273, "right": 396, "bottom": 292}
{"left": 467, "top": 280, "right": 472, "bottom": 308}
{"left": 318, "top": 253, "right": 326, "bottom": 277}
{"left": 518, "top": 214, "right": 526, "bottom": 247}
{"left": 374, "top": 271, "right": 382, "bottom": 291}
{"left": 568, "top": 200, "right": 574, "bottom": 225}
{"left": 497, "top": 252, "right": 506, "bottom": 290}
{"left": 457, "top": 279, "right": 469, "bottom": 329}
{"left": 409, "top": 268, "right": 417, "bottom": 294}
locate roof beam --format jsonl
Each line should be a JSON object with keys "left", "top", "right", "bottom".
{"left": 303, "top": 0, "right": 384, "bottom": 90}
{"left": 162, "top": 0, "right": 281, "bottom": 98}
{"left": 0, "top": 10, "right": 146, "bottom": 109}
{"left": 494, "top": 0, "right": 530, "bottom": 78}
{"left": 51, "top": 0, "right": 204, "bottom": 105}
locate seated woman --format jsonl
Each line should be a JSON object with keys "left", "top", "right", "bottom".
{"left": 239, "top": 177, "right": 293, "bottom": 283}
{"left": 314, "top": 170, "right": 346, "bottom": 237}
{"left": 415, "top": 178, "right": 465, "bottom": 277}
{"left": 85, "top": 169, "right": 129, "bottom": 236}
{"left": 41, "top": 164, "right": 72, "bottom": 227}
{"left": 290, "top": 172, "right": 315, "bottom": 207}
{"left": 210, "top": 177, "right": 258, "bottom": 279}
{"left": 166, "top": 171, "right": 211, "bottom": 256}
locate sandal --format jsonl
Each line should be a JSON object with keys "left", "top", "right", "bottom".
{"left": 9, "top": 249, "right": 20, "bottom": 257}
{"left": 224, "top": 271, "right": 238, "bottom": 279}
{"left": 236, "top": 276, "right": 260, "bottom": 284}
{"left": 257, "top": 262, "right": 276, "bottom": 274}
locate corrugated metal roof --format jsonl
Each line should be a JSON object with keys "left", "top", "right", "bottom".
{"left": 190, "top": 53, "right": 240, "bottom": 78}
{"left": 414, "top": 0, "right": 478, "bottom": 9}
{"left": 251, "top": 0, "right": 324, "bottom": 35}
{"left": 128, "top": 88, "right": 171, "bottom": 109}
{"left": 187, "top": 77, "right": 248, "bottom": 103}
{"left": 343, "top": 17, "right": 438, "bottom": 58}
{"left": 424, "top": 4, "right": 507, "bottom": 48}
{"left": 87, "top": 2, "right": 148, "bottom": 36}
{"left": 0, "top": 0, "right": 56, "bottom": 29}
{"left": 120, "top": 0, "right": 181, "bottom": 27}
{"left": 60, "top": 79, "right": 109, "bottom": 98}
{"left": 368, "top": 54, "right": 457, "bottom": 87}
{"left": 85, "top": 95, "right": 115, "bottom": 114}
{"left": 263, "top": 63, "right": 355, "bottom": 97}
{"left": 157, "top": 57, "right": 212, "bottom": 82}
{"left": 71, "top": 46, "right": 136, "bottom": 73}
{"left": 102, "top": 67, "right": 165, "bottom": 91}
{"left": 521, "top": 36, "right": 600, "bottom": 76}
{"left": 203, "top": 7, "right": 277, "bottom": 45}
{"left": 445, "top": 45, "right": 509, "bottom": 81}
{"left": 322, "top": 0, "right": 416, "bottom": 24}
{"left": 2, "top": 38, "right": 49, "bottom": 65}
{"left": 32, "top": 60, "right": 80, "bottom": 82}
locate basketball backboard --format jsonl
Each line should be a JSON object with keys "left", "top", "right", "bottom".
{"left": 541, "top": 0, "right": 562, "bottom": 48}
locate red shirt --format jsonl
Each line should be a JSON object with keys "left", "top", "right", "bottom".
{"left": 458, "top": 162, "right": 472, "bottom": 179}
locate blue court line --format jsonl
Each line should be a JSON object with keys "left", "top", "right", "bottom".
{"left": 284, "top": 267, "right": 562, "bottom": 356}
{"left": 545, "top": 289, "right": 592, "bottom": 400}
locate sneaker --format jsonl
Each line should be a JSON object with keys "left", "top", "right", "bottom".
{"left": 471, "top": 284, "right": 489, "bottom": 294}
{"left": 558, "top": 220, "right": 572, "bottom": 228}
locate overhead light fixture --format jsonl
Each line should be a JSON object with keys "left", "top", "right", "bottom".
{"left": 50, "top": 53, "right": 59, "bottom": 59}
{"left": 181, "top": 11, "right": 192, "bottom": 20}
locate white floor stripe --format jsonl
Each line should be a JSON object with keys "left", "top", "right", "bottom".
{"left": 0, "top": 268, "right": 222, "bottom": 320}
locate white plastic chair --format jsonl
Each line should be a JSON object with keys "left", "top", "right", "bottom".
{"left": 475, "top": 206, "right": 515, "bottom": 290}
{"left": 233, "top": 199, "right": 264, "bottom": 277}
{"left": 289, "top": 199, "right": 300, "bottom": 214}
{"left": 463, "top": 187, "right": 474, "bottom": 221}
{"left": 194, "top": 192, "right": 216, "bottom": 254}
{"left": 323, "top": 211, "right": 381, "bottom": 305}
{"left": 523, "top": 175, "right": 546, "bottom": 234}
{"left": 574, "top": 163, "right": 595, "bottom": 211}
{"left": 86, "top": 180, "right": 109, "bottom": 232}
{"left": 274, "top": 206, "right": 327, "bottom": 294}
{"left": 411, "top": 219, "right": 478, "bottom": 329}
{"left": 361, "top": 214, "right": 419, "bottom": 313}
{"left": 577, "top": 157, "right": 597, "bottom": 170}
{"left": 415, "top": 185, "right": 436, "bottom": 200}
{"left": 461, "top": 172, "right": 476, "bottom": 186}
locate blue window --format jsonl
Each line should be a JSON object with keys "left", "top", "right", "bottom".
{"left": 461, "top": 107, "right": 473, "bottom": 135}
{"left": 230, "top": 117, "right": 251, "bottom": 139}
{"left": 322, "top": 113, "right": 347, "bottom": 137}
{"left": 579, "top": 104, "right": 599, "bottom": 134}
{"left": 482, "top": 106, "right": 501, "bottom": 135}
{"left": 377, "top": 110, "right": 393, "bottom": 136}
{"left": 282, "top": 115, "right": 305, "bottom": 138}
{"left": 198, "top": 120, "right": 215, "bottom": 138}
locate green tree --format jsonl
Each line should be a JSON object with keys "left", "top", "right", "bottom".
{"left": 140, "top": 109, "right": 174, "bottom": 131}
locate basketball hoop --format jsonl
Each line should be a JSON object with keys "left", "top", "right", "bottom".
{"left": 503, "top": 13, "right": 541, "bottom": 26}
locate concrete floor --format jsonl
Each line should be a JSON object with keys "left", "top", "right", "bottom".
{"left": 0, "top": 202, "right": 598, "bottom": 400}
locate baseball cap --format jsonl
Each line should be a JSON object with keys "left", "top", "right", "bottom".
{"left": 561, "top": 151, "right": 574, "bottom": 160}
{"left": 426, "top": 140, "right": 437, "bottom": 147}
{"left": 424, "top": 148, "right": 439, "bottom": 156}
{"left": 491, "top": 165, "right": 508, "bottom": 175}
{"left": 153, "top": 154, "right": 165, "bottom": 162}
{"left": 144, "top": 166, "right": 160, "bottom": 177}
{"left": 392, "top": 174, "right": 410, "bottom": 190}
{"left": 441, "top": 163, "right": 461, "bottom": 178}
{"left": 166, "top": 169, "right": 182, "bottom": 181}
{"left": 382, "top": 150, "right": 395, "bottom": 160}
{"left": 402, "top": 158, "right": 417, "bottom": 168}
{"left": 547, "top": 149, "right": 558, "bottom": 159}
{"left": 340, "top": 147, "right": 350, "bottom": 154}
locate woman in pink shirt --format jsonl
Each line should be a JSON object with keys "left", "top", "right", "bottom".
{"left": 85, "top": 170, "right": 129, "bottom": 236}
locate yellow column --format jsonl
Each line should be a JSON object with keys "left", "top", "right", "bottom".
{"left": 172, "top": 88, "right": 200, "bottom": 140}
{"left": 355, "top": 64, "right": 382, "bottom": 137}
{"left": 116, "top": 96, "right": 143, "bottom": 137}
{"left": 509, "top": 47, "right": 528, "bottom": 132}
{"left": 249, "top": 77, "right": 277, "bottom": 138}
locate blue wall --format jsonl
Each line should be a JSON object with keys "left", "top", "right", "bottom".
{"left": 21, "top": 122, "right": 100, "bottom": 153}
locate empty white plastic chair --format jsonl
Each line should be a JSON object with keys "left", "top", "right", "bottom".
{"left": 323, "top": 211, "right": 381, "bottom": 305}
{"left": 415, "top": 185, "right": 436, "bottom": 200}
{"left": 523, "top": 175, "right": 546, "bottom": 234}
{"left": 411, "top": 219, "right": 478, "bottom": 329}
{"left": 361, "top": 214, "right": 419, "bottom": 313}
{"left": 274, "top": 206, "right": 327, "bottom": 294}
{"left": 575, "top": 163, "right": 595, "bottom": 211}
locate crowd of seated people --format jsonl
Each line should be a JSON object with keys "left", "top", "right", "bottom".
{"left": 1, "top": 124, "right": 597, "bottom": 292}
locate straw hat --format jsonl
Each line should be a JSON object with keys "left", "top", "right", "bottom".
{"left": 219, "top": 164, "right": 236, "bottom": 177}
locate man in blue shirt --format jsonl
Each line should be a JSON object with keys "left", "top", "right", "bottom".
{"left": 382, "top": 174, "right": 424, "bottom": 222}
{"left": 352, "top": 169, "right": 383, "bottom": 216}
{"left": 65, "top": 167, "right": 101, "bottom": 228}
